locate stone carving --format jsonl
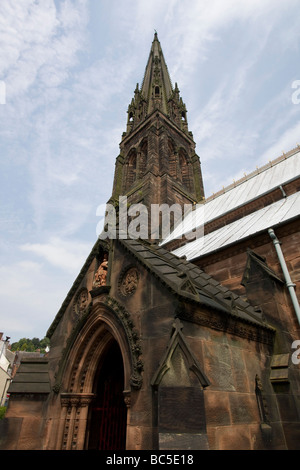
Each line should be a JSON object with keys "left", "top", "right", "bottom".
{"left": 151, "top": 318, "right": 210, "bottom": 389}
{"left": 123, "top": 390, "right": 131, "bottom": 408}
{"left": 104, "top": 296, "right": 143, "bottom": 389}
{"left": 177, "top": 304, "right": 274, "bottom": 345}
{"left": 61, "top": 393, "right": 95, "bottom": 408}
{"left": 119, "top": 267, "right": 139, "bottom": 296}
{"left": 93, "top": 253, "right": 108, "bottom": 288}
{"left": 74, "top": 288, "right": 89, "bottom": 316}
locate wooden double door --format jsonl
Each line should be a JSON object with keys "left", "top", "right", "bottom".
{"left": 87, "top": 341, "right": 127, "bottom": 450}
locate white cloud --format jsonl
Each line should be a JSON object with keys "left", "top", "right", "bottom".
{"left": 258, "top": 121, "right": 300, "bottom": 165}
{"left": 0, "top": 0, "right": 98, "bottom": 239}
{"left": 20, "top": 236, "right": 91, "bottom": 273}
{"left": 0, "top": 0, "right": 88, "bottom": 97}
{"left": 0, "top": 258, "right": 67, "bottom": 342}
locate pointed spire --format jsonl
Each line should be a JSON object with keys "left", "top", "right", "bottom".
{"left": 125, "top": 32, "right": 190, "bottom": 135}
{"left": 140, "top": 32, "right": 173, "bottom": 115}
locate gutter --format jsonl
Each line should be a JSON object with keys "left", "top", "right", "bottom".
{"left": 268, "top": 228, "right": 300, "bottom": 326}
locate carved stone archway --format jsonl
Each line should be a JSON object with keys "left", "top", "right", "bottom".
{"left": 55, "top": 303, "right": 137, "bottom": 450}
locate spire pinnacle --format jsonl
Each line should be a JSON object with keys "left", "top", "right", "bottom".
{"left": 125, "top": 34, "right": 189, "bottom": 135}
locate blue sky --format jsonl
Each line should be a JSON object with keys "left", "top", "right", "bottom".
{"left": 0, "top": 0, "right": 299, "bottom": 343}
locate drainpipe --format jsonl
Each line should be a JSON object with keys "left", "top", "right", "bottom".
{"left": 268, "top": 228, "right": 300, "bottom": 326}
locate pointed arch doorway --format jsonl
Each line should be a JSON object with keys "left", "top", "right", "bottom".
{"left": 87, "top": 338, "right": 127, "bottom": 450}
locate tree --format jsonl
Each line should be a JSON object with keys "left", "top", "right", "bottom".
{"left": 10, "top": 336, "right": 50, "bottom": 354}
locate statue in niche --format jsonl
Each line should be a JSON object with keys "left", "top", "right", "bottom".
{"left": 93, "top": 253, "right": 108, "bottom": 288}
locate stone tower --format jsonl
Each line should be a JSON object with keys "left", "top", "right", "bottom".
{"left": 109, "top": 33, "right": 204, "bottom": 235}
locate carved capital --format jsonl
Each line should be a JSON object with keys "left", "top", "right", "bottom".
{"left": 61, "top": 393, "right": 95, "bottom": 409}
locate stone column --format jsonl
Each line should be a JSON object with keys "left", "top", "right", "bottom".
{"left": 60, "top": 393, "right": 95, "bottom": 450}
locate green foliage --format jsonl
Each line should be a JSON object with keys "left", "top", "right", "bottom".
{"left": 10, "top": 336, "right": 50, "bottom": 354}
{"left": 0, "top": 407, "right": 6, "bottom": 420}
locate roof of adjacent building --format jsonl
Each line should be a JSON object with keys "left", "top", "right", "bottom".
{"left": 161, "top": 147, "right": 300, "bottom": 259}
{"left": 172, "top": 191, "right": 300, "bottom": 261}
{"left": 8, "top": 357, "right": 50, "bottom": 394}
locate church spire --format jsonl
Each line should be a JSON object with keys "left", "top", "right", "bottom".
{"left": 125, "top": 32, "right": 189, "bottom": 135}
{"left": 111, "top": 33, "right": 205, "bottom": 221}
{"left": 140, "top": 31, "right": 173, "bottom": 115}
